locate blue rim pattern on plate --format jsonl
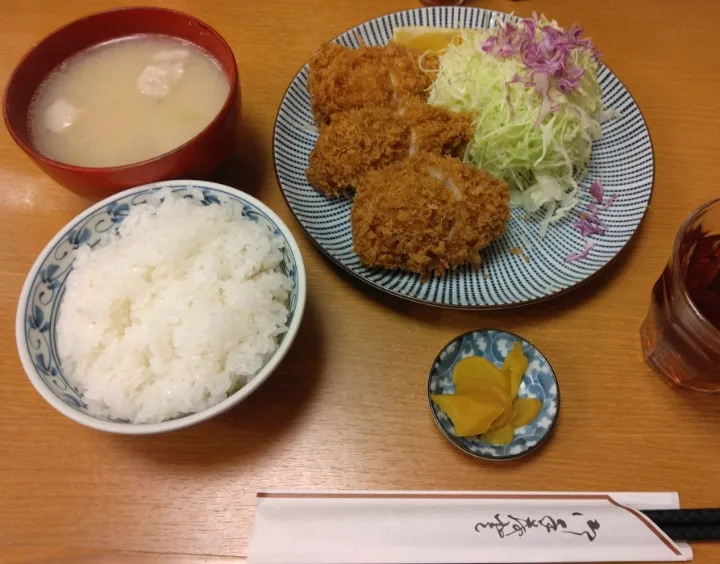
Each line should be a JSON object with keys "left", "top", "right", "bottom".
{"left": 20, "top": 183, "right": 301, "bottom": 423}
{"left": 273, "top": 6, "right": 654, "bottom": 309}
{"left": 427, "top": 329, "right": 559, "bottom": 461}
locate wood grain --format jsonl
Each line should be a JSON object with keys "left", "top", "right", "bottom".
{"left": 2, "top": 0, "right": 720, "bottom": 562}
{"left": 0, "top": 546, "right": 244, "bottom": 564}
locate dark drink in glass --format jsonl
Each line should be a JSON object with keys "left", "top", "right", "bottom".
{"left": 641, "top": 199, "right": 720, "bottom": 391}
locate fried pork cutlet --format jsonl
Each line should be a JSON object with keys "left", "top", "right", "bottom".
{"left": 306, "top": 108, "right": 409, "bottom": 198}
{"left": 351, "top": 153, "right": 510, "bottom": 277}
{"left": 399, "top": 99, "right": 474, "bottom": 157}
{"left": 306, "top": 100, "right": 474, "bottom": 197}
{"left": 307, "top": 42, "right": 437, "bottom": 124}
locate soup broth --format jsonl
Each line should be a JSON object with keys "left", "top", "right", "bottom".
{"left": 30, "top": 35, "right": 230, "bottom": 168}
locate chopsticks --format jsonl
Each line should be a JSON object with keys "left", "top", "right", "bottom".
{"left": 641, "top": 509, "right": 720, "bottom": 542}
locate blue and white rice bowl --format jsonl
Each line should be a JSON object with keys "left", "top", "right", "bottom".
{"left": 16, "top": 180, "right": 307, "bottom": 435}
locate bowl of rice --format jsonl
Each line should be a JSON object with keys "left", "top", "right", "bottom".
{"left": 16, "top": 180, "right": 306, "bottom": 434}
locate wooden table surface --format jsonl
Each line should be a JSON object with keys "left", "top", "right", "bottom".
{"left": 2, "top": 0, "right": 719, "bottom": 562}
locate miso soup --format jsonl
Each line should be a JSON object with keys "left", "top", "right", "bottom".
{"left": 30, "top": 35, "right": 230, "bottom": 168}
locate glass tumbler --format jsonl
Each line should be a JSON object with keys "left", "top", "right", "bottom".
{"left": 640, "top": 199, "right": 720, "bottom": 392}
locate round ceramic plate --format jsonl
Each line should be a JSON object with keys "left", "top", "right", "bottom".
{"left": 273, "top": 7, "right": 654, "bottom": 309}
{"left": 428, "top": 329, "right": 559, "bottom": 461}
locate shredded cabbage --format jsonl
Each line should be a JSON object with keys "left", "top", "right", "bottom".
{"left": 427, "top": 14, "right": 614, "bottom": 236}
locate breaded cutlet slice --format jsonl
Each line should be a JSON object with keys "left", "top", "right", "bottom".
{"left": 351, "top": 153, "right": 510, "bottom": 277}
{"left": 306, "top": 100, "right": 474, "bottom": 197}
{"left": 307, "top": 42, "right": 437, "bottom": 125}
{"left": 306, "top": 108, "right": 410, "bottom": 198}
{"left": 400, "top": 98, "right": 474, "bottom": 157}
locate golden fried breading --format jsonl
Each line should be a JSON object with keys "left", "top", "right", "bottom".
{"left": 306, "top": 101, "right": 473, "bottom": 197}
{"left": 307, "top": 42, "right": 437, "bottom": 124}
{"left": 400, "top": 99, "right": 474, "bottom": 156}
{"left": 306, "top": 108, "right": 410, "bottom": 198}
{"left": 351, "top": 153, "right": 510, "bottom": 277}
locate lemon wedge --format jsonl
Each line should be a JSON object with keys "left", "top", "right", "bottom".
{"left": 392, "top": 26, "right": 466, "bottom": 53}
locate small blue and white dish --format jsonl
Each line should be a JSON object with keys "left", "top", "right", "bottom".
{"left": 16, "top": 180, "right": 307, "bottom": 435}
{"left": 428, "top": 329, "right": 560, "bottom": 461}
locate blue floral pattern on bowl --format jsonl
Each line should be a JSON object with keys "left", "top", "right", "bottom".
{"left": 19, "top": 182, "right": 302, "bottom": 425}
{"left": 428, "top": 329, "right": 560, "bottom": 461}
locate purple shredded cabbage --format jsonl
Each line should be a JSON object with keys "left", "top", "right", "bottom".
{"left": 482, "top": 13, "right": 600, "bottom": 123}
{"left": 589, "top": 181, "right": 604, "bottom": 204}
{"left": 573, "top": 182, "right": 616, "bottom": 238}
{"left": 573, "top": 215, "right": 606, "bottom": 237}
{"left": 566, "top": 240, "right": 596, "bottom": 263}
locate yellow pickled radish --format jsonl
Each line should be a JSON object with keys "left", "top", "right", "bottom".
{"left": 481, "top": 422, "right": 515, "bottom": 446}
{"left": 433, "top": 343, "right": 543, "bottom": 445}
{"left": 502, "top": 341, "right": 529, "bottom": 400}
{"left": 474, "top": 382, "right": 513, "bottom": 430}
{"left": 431, "top": 393, "right": 504, "bottom": 437}
{"left": 453, "top": 355, "right": 509, "bottom": 394}
{"left": 512, "top": 397, "right": 543, "bottom": 428}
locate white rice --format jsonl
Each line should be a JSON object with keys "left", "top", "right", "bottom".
{"left": 57, "top": 190, "right": 292, "bottom": 424}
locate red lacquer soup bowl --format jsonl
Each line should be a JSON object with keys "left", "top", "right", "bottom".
{"left": 3, "top": 7, "right": 240, "bottom": 200}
